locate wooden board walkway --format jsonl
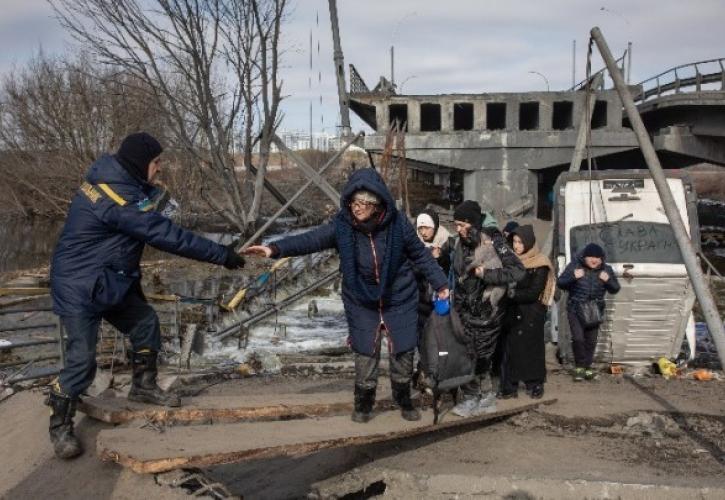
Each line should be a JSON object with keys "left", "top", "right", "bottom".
{"left": 97, "top": 398, "right": 555, "bottom": 474}
{"left": 79, "top": 391, "right": 398, "bottom": 425}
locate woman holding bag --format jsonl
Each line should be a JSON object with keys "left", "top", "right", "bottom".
{"left": 557, "top": 243, "right": 620, "bottom": 381}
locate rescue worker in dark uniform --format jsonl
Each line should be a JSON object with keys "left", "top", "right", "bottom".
{"left": 47, "top": 132, "right": 245, "bottom": 459}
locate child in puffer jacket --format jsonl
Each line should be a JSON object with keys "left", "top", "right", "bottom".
{"left": 557, "top": 243, "right": 620, "bottom": 381}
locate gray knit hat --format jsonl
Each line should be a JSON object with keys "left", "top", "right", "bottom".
{"left": 352, "top": 190, "right": 381, "bottom": 205}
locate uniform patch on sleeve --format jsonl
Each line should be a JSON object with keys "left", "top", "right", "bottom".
{"left": 80, "top": 182, "right": 101, "bottom": 203}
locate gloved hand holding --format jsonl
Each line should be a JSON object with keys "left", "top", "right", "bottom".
{"left": 223, "top": 242, "right": 246, "bottom": 270}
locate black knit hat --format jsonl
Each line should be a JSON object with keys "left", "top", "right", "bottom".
{"left": 115, "top": 132, "right": 163, "bottom": 182}
{"left": 503, "top": 220, "right": 519, "bottom": 235}
{"left": 582, "top": 243, "right": 605, "bottom": 259}
{"left": 453, "top": 200, "right": 482, "bottom": 226}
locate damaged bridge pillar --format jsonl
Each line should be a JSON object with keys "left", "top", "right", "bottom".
{"left": 408, "top": 101, "right": 421, "bottom": 133}
{"left": 463, "top": 166, "right": 535, "bottom": 215}
{"left": 473, "top": 101, "right": 486, "bottom": 130}
{"left": 375, "top": 103, "right": 389, "bottom": 131}
{"left": 441, "top": 101, "right": 454, "bottom": 132}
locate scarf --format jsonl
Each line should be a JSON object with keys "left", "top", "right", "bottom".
{"left": 335, "top": 209, "right": 405, "bottom": 306}
{"left": 518, "top": 243, "right": 556, "bottom": 306}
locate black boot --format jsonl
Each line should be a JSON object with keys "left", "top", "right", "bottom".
{"left": 351, "top": 385, "right": 375, "bottom": 423}
{"left": 392, "top": 381, "right": 421, "bottom": 421}
{"left": 46, "top": 390, "right": 83, "bottom": 459}
{"left": 529, "top": 384, "right": 545, "bottom": 399}
{"left": 128, "top": 351, "right": 181, "bottom": 407}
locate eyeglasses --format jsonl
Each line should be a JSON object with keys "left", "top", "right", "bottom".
{"left": 350, "top": 200, "right": 376, "bottom": 210}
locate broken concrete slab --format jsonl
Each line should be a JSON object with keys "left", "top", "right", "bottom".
{"left": 97, "top": 398, "right": 554, "bottom": 474}
{"left": 309, "top": 468, "right": 725, "bottom": 500}
{"left": 85, "top": 370, "right": 114, "bottom": 398}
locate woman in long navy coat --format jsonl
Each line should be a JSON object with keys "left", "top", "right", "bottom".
{"left": 247, "top": 168, "right": 449, "bottom": 423}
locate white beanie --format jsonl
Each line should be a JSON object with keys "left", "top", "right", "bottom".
{"left": 416, "top": 213, "right": 435, "bottom": 229}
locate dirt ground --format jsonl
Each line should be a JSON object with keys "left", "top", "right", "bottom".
{"left": 1, "top": 352, "right": 723, "bottom": 500}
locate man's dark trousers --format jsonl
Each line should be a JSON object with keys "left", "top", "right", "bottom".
{"left": 58, "top": 291, "right": 160, "bottom": 398}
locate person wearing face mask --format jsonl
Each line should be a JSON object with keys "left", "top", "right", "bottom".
{"left": 498, "top": 225, "right": 556, "bottom": 400}
{"left": 557, "top": 243, "right": 621, "bottom": 382}
{"left": 246, "top": 168, "right": 449, "bottom": 424}
{"left": 447, "top": 200, "right": 525, "bottom": 418}
{"left": 47, "top": 132, "right": 245, "bottom": 460}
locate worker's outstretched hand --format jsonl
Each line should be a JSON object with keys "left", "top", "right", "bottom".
{"left": 244, "top": 245, "right": 273, "bottom": 258}
{"left": 223, "top": 242, "right": 246, "bottom": 270}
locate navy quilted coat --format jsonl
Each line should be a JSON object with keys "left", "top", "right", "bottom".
{"left": 273, "top": 168, "right": 448, "bottom": 356}
{"left": 556, "top": 252, "right": 621, "bottom": 308}
{"left": 51, "top": 154, "right": 229, "bottom": 316}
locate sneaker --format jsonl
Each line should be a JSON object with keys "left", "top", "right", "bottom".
{"left": 451, "top": 396, "right": 479, "bottom": 418}
{"left": 584, "top": 368, "right": 597, "bottom": 381}
{"left": 496, "top": 390, "right": 518, "bottom": 400}
{"left": 471, "top": 392, "right": 498, "bottom": 416}
{"left": 573, "top": 368, "right": 585, "bottom": 382}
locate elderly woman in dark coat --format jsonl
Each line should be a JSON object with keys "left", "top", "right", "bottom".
{"left": 246, "top": 168, "right": 449, "bottom": 423}
{"left": 499, "top": 225, "right": 556, "bottom": 399}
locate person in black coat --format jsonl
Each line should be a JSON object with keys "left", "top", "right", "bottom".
{"left": 448, "top": 201, "right": 525, "bottom": 418}
{"left": 557, "top": 243, "right": 621, "bottom": 381}
{"left": 499, "top": 225, "right": 556, "bottom": 399}
{"left": 246, "top": 168, "right": 449, "bottom": 423}
{"left": 48, "top": 132, "right": 244, "bottom": 459}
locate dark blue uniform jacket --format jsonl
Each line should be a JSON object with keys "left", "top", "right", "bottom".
{"left": 51, "top": 154, "right": 228, "bottom": 316}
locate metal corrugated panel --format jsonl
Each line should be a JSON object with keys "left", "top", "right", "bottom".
{"left": 595, "top": 277, "right": 695, "bottom": 365}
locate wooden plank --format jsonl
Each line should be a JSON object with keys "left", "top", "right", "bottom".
{"left": 79, "top": 391, "right": 396, "bottom": 425}
{"left": 97, "top": 399, "right": 555, "bottom": 474}
{"left": 0, "top": 287, "right": 50, "bottom": 297}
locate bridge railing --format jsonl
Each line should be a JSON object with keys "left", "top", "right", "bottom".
{"left": 634, "top": 58, "right": 725, "bottom": 103}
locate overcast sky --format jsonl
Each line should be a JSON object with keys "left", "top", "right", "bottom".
{"left": 2, "top": 0, "right": 724, "bottom": 133}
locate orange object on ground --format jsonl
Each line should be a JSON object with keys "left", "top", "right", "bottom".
{"left": 609, "top": 364, "right": 624, "bottom": 375}
{"left": 692, "top": 369, "right": 714, "bottom": 381}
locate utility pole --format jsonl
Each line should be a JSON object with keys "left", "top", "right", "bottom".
{"left": 328, "top": 0, "right": 351, "bottom": 137}
{"left": 572, "top": 39, "right": 576, "bottom": 89}
{"left": 591, "top": 26, "right": 725, "bottom": 368}
{"left": 626, "top": 41, "right": 632, "bottom": 84}
{"left": 569, "top": 72, "right": 603, "bottom": 172}
{"left": 390, "top": 46, "right": 395, "bottom": 86}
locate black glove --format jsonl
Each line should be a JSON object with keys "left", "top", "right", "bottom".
{"left": 223, "top": 242, "right": 245, "bottom": 270}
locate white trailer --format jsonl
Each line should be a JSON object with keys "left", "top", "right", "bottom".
{"left": 551, "top": 170, "right": 700, "bottom": 367}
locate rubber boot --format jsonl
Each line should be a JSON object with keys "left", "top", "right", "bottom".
{"left": 391, "top": 381, "right": 421, "bottom": 421}
{"left": 127, "top": 350, "right": 181, "bottom": 407}
{"left": 351, "top": 385, "right": 375, "bottom": 423}
{"left": 46, "top": 390, "right": 83, "bottom": 459}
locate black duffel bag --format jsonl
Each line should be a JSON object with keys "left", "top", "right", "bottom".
{"left": 420, "top": 294, "right": 476, "bottom": 394}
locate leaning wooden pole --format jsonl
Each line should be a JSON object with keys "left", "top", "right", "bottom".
{"left": 569, "top": 72, "right": 603, "bottom": 172}
{"left": 591, "top": 26, "right": 725, "bottom": 366}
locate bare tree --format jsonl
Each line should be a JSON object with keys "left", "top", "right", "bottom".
{"left": 0, "top": 52, "right": 166, "bottom": 216}
{"left": 49, "top": 0, "right": 288, "bottom": 234}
